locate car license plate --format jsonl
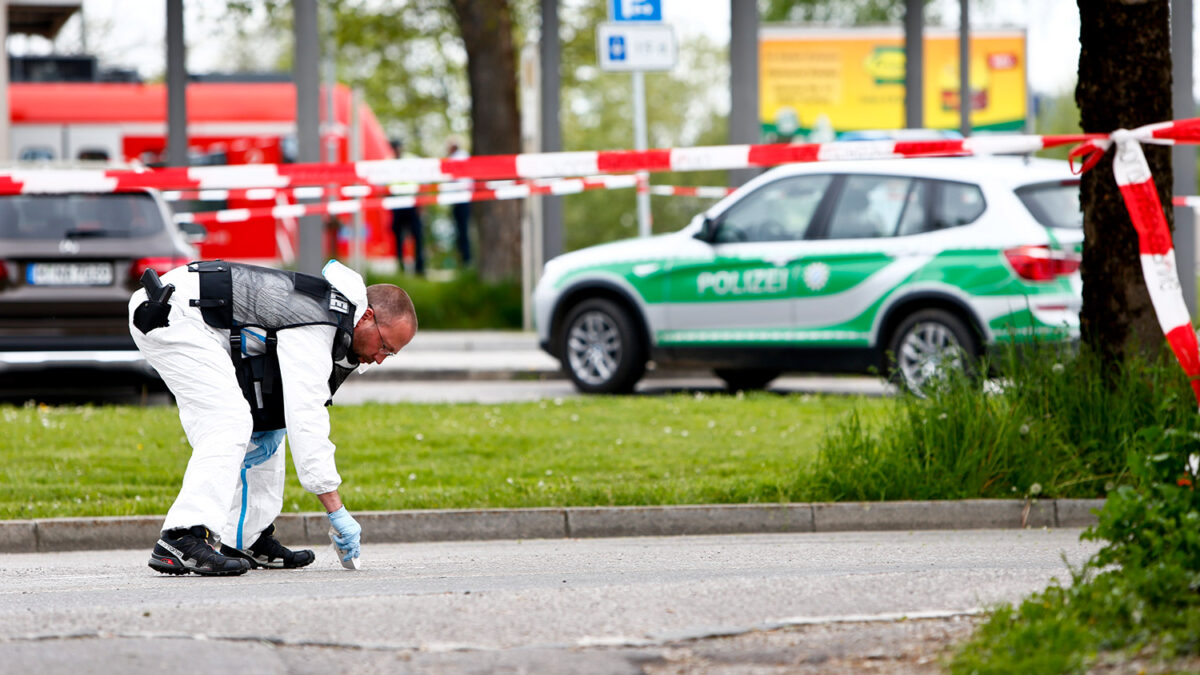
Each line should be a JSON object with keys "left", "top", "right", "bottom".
{"left": 26, "top": 262, "right": 114, "bottom": 286}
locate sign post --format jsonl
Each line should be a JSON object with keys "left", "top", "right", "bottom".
{"left": 598, "top": 0, "right": 675, "bottom": 238}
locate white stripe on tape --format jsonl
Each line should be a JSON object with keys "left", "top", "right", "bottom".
{"left": 189, "top": 165, "right": 288, "bottom": 189}
{"left": 493, "top": 185, "right": 531, "bottom": 201}
{"left": 1141, "top": 252, "right": 1192, "bottom": 332}
{"left": 670, "top": 145, "right": 750, "bottom": 172}
{"left": 551, "top": 179, "right": 586, "bottom": 195}
{"left": 216, "top": 208, "right": 252, "bottom": 223}
{"left": 273, "top": 204, "right": 307, "bottom": 219}
{"left": 244, "top": 188, "right": 277, "bottom": 200}
{"left": 327, "top": 200, "right": 361, "bottom": 215}
{"left": 601, "top": 176, "right": 638, "bottom": 189}
{"left": 962, "top": 134, "right": 1046, "bottom": 155}
{"left": 817, "top": 140, "right": 899, "bottom": 162}
{"left": 293, "top": 187, "right": 325, "bottom": 199}
{"left": 437, "top": 192, "right": 473, "bottom": 205}
{"left": 357, "top": 158, "right": 451, "bottom": 185}
{"left": 516, "top": 151, "right": 600, "bottom": 179}
{"left": 341, "top": 185, "right": 372, "bottom": 198}
{"left": 1113, "top": 136, "right": 1153, "bottom": 187}
{"left": 9, "top": 171, "right": 119, "bottom": 193}
{"left": 381, "top": 196, "right": 417, "bottom": 210}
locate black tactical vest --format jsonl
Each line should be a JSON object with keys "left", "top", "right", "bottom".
{"left": 188, "top": 260, "right": 359, "bottom": 431}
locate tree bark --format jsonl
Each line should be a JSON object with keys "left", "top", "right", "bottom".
{"left": 1076, "top": 0, "right": 1173, "bottom": 362}
{"left": 449, "top": 0, "right": 523, "bottom": 282}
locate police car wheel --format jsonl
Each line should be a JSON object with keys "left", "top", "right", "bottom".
{"left": 561, "top": 298, "right": 646, "bottom": 394}
{"left": 887, "top": 309, "right": 977, "bottom": 396}
{"left": 714, "top": 368, "right": 780, "bottom": 391}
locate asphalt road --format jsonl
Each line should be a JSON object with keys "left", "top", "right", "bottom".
{"left": 0, "top": 529, "right": 1097, "bottom": 673}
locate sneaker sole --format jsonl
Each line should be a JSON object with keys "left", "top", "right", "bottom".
{"left": 148, "top": 550, "right": 249, "bottom": 577}
{"left": 221, "top": 544, "right": 316, "bottom": 570}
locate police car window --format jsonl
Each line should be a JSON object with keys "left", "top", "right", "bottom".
{"left": 895, "top": 180, "right": 932, "bottom": 236}
{"left": 827, "top": 175, "right": 916, "bottom": 239}
{"left": 714, "top": 174, "right": 832, "bottom": 243}
{"left": 1015, "top": 181, "right": 1081, "bottom": 230}
{"left": 934, "top": 181, "right": 986, "bottom": 228}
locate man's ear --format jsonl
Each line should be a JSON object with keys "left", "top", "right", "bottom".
{"left": 355, "top": 306, "right": 373, "bottom": 328}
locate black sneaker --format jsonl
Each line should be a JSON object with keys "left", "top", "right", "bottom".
{"left": 149, "top": 525, "right": 251, "bottom": 576}
{"left": 219, "top": 523, "right": 315, "bottom": 569}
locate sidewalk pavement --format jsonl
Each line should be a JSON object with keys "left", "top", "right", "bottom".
{"left": 365, "top": 330, "right": 561, "bottom": 380}
{"left": 0, "top": 499, "right": 1104, "bottom": 554}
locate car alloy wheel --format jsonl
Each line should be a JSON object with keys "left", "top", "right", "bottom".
{"left": 567, "top": 310, "right": 622, "bottom": 386}
{"left": 888, "top": 309, "right": 976, "bottom": 396}
{"left": 561, "top": 298, "right": 645, "bottom": 393}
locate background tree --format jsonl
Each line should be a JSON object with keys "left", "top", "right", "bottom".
{"left": 759, "top": 0, "right": 936, "bottom": 25}
{"left": 447, "top": 0, "right": 523, "bottom": 282}
{"left": 1076, "top": 0, "right": 1173, "bottom": 362}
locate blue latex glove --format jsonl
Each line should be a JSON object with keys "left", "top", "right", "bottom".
{"left": 327, "top": 506, "right": 361, "bottom": 562}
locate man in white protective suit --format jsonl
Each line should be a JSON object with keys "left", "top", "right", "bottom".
{"left": 128, "top": 259, "right": 416, "bottom": 576}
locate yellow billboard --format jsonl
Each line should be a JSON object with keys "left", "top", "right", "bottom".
{"left": 759, "top": 27, "right": 1027, "bottom": 139}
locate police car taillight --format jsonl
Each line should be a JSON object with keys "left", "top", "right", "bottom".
{"left": 129, "top": 257, "right": 189, "bottom": 281}
{"left": 1004, "top": 245, "right": 1081, "bottom": 282}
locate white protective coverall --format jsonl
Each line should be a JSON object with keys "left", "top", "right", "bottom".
{"left": 127, "top": 260, "right": 367, "bottom": 550}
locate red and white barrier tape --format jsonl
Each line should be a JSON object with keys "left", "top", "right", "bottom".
{"left": 173, "top": 174, "right": 637, "bottom": 226}
{"left": 158, "top": 178, "right": 562, "bottom": 202}
{"left": 648, "top": 185, "right": 737, "bottom": 198}
{"left": 0, "top": 133, "right": 1098, "bottom": 195}
{"left": 1069, "top": 120, "right": 1200, "bottom": 406}
{"left": 163, "top": 183, "right": 454, "bottom": 202}
{"left": 1172, "top": 195, "right": 1200, "bottom": 208}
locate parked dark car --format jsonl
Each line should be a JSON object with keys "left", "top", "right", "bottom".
{"left": 0, "top": 190, "right": 197, "bottom": 380}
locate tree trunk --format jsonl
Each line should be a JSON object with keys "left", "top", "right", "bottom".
{"left": 449, "top": 0, "right": 522, "bottom": 282}
{"left": 1076, "top": 0, "right": 1173, "bottom": 363}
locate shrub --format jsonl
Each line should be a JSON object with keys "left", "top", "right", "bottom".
{"left": 950, "top": 432, "right": 1200, "bottom": 672}
{"left": 797, "top": 343, "right": 1200, "bottom": 503}
{"left": 364, "top": 269, "right": 522, "bottom": 330}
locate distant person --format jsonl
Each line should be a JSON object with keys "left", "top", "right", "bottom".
{"left": 446, "top": 137, "right": 473, "bottom": 267}
{"left": 389, "top": 138, "right": 426, "bottom": 276}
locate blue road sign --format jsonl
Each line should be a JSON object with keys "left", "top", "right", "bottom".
{"left": 610, "top": 0, "right": 662, "bottom": 22}
{"left": 608, "top": 35, "right": 627, "bottom": 61}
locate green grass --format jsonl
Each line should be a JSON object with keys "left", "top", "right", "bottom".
{"left": 0, "top": 392, "right": 882, "bottom": 520}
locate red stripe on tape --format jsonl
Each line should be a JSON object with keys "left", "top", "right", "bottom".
{"left": 893, "top": 140, "right": 967, "bottom": 156}
{"left": 1151, "top": 118, "right": 1200, "bottom": 143}
{"left": 747, "top": 144, "right": 820, "bottom": 166}
{"left": 1165, "top": 324, "right": 1200, "bottom": 406}
{"left": 1117, "top": 180, "right": 1173, "bottom": 256}
{"left": 277, "top": 164, "right": 358, "bottom": 186}
{"left": 442, "top": 156, "right": 518, "bottom": 180}
{"left": 597, "top": 149, "right": 672, "bottom": 173}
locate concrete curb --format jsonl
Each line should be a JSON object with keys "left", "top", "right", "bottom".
{"left": 0, "top": 499, "right": 1106, "bottom": 554}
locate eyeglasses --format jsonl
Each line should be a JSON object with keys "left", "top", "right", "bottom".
{"left": 370, "top": 307, "right": 398, "bottom": 356}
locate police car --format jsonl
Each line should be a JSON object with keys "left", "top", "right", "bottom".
{"left": 533, "top": 156, "right": 1082, "bottom": 394}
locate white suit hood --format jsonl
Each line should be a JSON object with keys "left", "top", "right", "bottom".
{"left": 322, "top": 259, "right": 368, "bottom": 326}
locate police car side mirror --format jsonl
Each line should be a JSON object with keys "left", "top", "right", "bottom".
{"left": 694, "top": 216, "right": 717, "bottom": 243}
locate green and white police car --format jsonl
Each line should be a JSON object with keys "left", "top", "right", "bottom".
{"left": 533, "top": 156, "right": 1082, "bottom": 394}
